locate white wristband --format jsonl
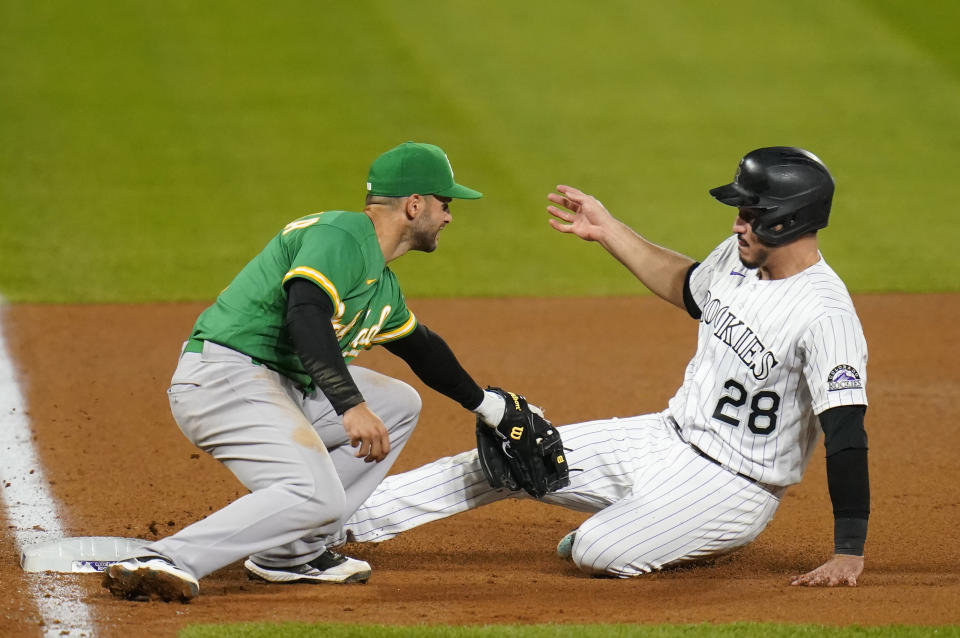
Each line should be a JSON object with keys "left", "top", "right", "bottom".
{"left": 474, "top": 390, "right": 506, "bottom": 428}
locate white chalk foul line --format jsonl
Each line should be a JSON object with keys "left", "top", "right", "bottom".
{"left": 0, "top": 305, "right": 96, "bottom": 637}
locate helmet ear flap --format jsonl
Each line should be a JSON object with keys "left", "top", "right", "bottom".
{"left": 751, "top": 196, "right": 832, "bottom": 246}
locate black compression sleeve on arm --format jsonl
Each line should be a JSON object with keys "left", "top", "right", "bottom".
{"left": 820, "top": 405, "right": 870, "bottom": 555}
{"left": 383, "top": 323, "right": 484, "bottom": 411}
{"left": 285, "top": 278, "right": 364, "bottom": 415}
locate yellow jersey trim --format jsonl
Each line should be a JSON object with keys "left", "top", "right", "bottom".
{"left": 283, "top": 267, "right": 345, "bottom": 318}
{"left": 371, "top": 312, "right": 418, "bottom": 343}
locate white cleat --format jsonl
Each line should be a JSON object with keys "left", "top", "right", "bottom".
{"left": 244, "top": 549, "right": 371, "bottom": 584}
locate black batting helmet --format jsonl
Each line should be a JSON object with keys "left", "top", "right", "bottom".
{"left": 709, "top": 146, "right": 835, "bottom": 245}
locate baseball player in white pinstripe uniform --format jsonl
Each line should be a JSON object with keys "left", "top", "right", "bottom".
{"left": 342, "top": 147, "right": 870, "bottom": 587}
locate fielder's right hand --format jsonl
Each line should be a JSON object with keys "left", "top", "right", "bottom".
{"left": 343, "top": 403, "right": 390, "bottom": 463}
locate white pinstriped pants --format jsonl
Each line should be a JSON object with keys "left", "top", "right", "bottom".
{"left": 344, "top": 411, "right": 783, "bottom": 577}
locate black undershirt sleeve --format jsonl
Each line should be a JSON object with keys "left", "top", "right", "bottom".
{"left": 682, "top": 262, "right": 702, "bottom": 319}
{"left": 284, "top": 277, "right": 364, "bottom": 415}
{"left": 819, "top": 405, "right": 870, "bottom": 555}
{"left": 383, "top": 323, "right": 484, "bottom": 411}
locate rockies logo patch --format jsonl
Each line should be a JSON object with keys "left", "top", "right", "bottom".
{"left": 827, "top": 364, "right": 862, "bottom": 391}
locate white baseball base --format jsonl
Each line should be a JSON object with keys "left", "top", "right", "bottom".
{"left": 20, "top": 536, "right": 150, "bottom": 573}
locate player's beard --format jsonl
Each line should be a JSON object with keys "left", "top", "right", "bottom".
{"left": 738, "top": 251, "right": 765, "bottom": 270}
{"left": 737, "top": 235, "right": 769, "bottom": 270}
{"left": 410, "top": 216, "right": 442, "bottom": 253}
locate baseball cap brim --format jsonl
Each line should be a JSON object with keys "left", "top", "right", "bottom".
{"left": 709, "top": 182, "right": 759, "bottom": 207}
{"left": 433, "top": 183, "right": 483, "bottom": 200}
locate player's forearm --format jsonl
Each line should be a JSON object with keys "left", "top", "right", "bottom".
{"left": 599, "top": 219, "right": 694, "bottom": 308}
{"left": 827, "top": 448, "right": 869, "bottom": 556}
{"left": 383, "top": 323, "right": 484, "bottom": 410}
{"left": 820, "top": 406, "right": 870, "bottom": 556}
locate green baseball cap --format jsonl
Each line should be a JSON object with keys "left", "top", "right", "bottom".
{"left": 366, "top": 142, "right": 483, "bottom": 199}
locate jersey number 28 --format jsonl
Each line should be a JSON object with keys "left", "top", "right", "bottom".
{"left": 712, "top": 379, "right": 780, "bottom": 435}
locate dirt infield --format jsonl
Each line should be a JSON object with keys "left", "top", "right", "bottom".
{"left": 2, "top": 295, "right": 959, "bottom": 637}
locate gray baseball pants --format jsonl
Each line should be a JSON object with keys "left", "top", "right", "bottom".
{"left": 148, "top": 340, "right": 420, "bottom": 579}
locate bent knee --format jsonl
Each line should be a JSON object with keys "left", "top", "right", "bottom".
{"left": 281, "top": 477, "right": 348, "bottom": 530}
{"left": 571, "top": 523, "right": 649, "bottom": 578}
{"left": 352, "top": 368, "right": 422, "bottom": 428}
{"left": 379, "top": 379, "right": 422, "bottom": 431}
{"left": 392, "top": 380, "right": 422, "bottom": 421}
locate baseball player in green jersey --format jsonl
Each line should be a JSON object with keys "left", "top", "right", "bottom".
{"left": 103, "top": 142, "right": 517, "bottom": 602}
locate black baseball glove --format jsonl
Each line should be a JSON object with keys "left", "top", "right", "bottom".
{"left": 475, "top": 387, "right": 570, "bottom": 498}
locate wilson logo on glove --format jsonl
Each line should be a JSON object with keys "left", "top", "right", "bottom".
{"left": 475, "top": 386, "right": 571, "bottom": 498}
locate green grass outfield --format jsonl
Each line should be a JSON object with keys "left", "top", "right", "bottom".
{"left": 2, "top": 0, "right": 959, "bottom": 303}
{"left": 178, "top": 623, "right": 960, "bottom": 638}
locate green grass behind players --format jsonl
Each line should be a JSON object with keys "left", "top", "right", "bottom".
{"left": 2, "top": 0, "right": 959, "bottom": 302}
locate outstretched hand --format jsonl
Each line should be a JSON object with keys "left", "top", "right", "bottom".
{"left": 790, "top": 554, "right": 864, "bottom": 587}
{"left": 546, "top": 185, "right": 617, "bottom": 243}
